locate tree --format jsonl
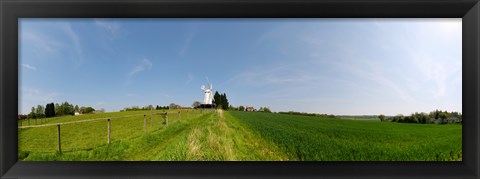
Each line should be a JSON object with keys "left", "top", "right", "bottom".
{"left": 27, "top": 107, "right": 37, "bottom": 119}
{"left": 169, "top": 103, "right": 179, "bottom": 110}
{"left": 222, "top": 93, "right": 229, "bottom": 110}
{"left": 147, "top": 105, "right": 154, "bottom": 110}
{"left": 27, "top": 112, "right": 36, "bottom": 119}
{"left": 18, "top": 114, "right": 27, "bottom": 120}
{"left": 36, "top": 105, "right": 45, "bottom": 118}
{"left": 55, "top": 103, "right": 61, "bottom": 115}
{"left": 60, "top": 101, "right": 74, "bottom": 115}
{"left": 45, "top": 103, "right": 55, "bottom": 117}
{"left": 82, "top": 107, "right": 95, "bottom": 114}
{"left": 378, "top": 114, "right": 385, "bottom": 122}
{"left": 213, "top": 91, "right": 222, "bottom": 107}
{"left": 192, "top": 101, "right": 201, "bottom": 108}
{"left": 439, "top": 112, "right": 448, "bottom": 124}
{"left": 238, "top": 105, "right": 245, "bottom": 111}
{"left": 263, "top": 107, "right": 272, "bottom": 113}
{"left": 79, "top": 106, "right": 86, "bottom": 113}
{"left": 74, "top": 105, "right": 79, "bottom": 112}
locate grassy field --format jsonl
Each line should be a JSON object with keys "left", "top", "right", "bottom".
{"left": 18, "top": 110, "right": 462, "bottom": 161}
{"left": 229, "top": 111, "right": 462, "bottom": 161}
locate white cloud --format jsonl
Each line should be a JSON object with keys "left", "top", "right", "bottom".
{"left": 128, "top": 58, "right": 153, "bottom": 77}
{"left": 21, "top": 64, "right": 36, "bottom": 70}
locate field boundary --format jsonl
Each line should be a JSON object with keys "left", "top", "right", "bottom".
{"left": 18, "top": 112, "right": 181, "bottom": 129}
{"left": 18, "top": 114, "right": 145, "bottom": 129}
{"left": 19, "top": 110, "right": 210, "bottom": 153}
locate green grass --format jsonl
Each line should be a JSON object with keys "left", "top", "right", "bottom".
{"left": 228, "top": 111, "right": 462, "bottom": 161}
{"left": 20, "top": 110, "right": 285, "bottom": 161}
{"left": 18, "top": 110, "right": 462, "bottom": 161}
{"left": 19, "top": 110, "right": 206, "bottom": 155}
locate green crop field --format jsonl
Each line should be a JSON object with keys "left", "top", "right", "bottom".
{"left": 18, "top": 110, "right": 461, "bottom": 161}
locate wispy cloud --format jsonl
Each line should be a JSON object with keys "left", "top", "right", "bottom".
{"left": 185, "top": 72, "right": 194, "bottom": 84}
{"left": 95, "top": 102, "right": 105, "bottom": 107}
{"left": 179, "top": 25, "right": 197, "bottom": 57}
{"left": 21, "top": 88, "right": 59, "bottom": 101}
{"left": 21, "top": 64, "right": 36, "bottom": 70}
{"left": 20, "top": 88, "right": 60, "bottom": 114}
{"left": 62, "top": 23, "right": 84, "bottom": 67}
{"left": 21, "top": 30, "right": 62, "bottom": 55}
{"left": 129, "top": 58, "right": 153, "bottom": 77}
{"left": 126, "top": 93, "right": 138, "bottom": 97}
{"left": 94, "top": 19, "right": 122, "bottom": 40}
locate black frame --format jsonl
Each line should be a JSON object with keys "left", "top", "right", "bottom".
{"left": 1, "top": 0, "right": 479, "bottom": 178}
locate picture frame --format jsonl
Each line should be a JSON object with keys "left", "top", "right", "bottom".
{"left": 1, "top": 0, "right": 479, "bottom": 178}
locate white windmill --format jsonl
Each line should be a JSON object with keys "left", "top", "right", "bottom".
{"left": 200, "top": 77, "right": 215, "bottom": 108}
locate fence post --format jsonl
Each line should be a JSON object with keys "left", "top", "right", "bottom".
{"left": 57, "top": 125, "right": 61, "bottom": 153}
{"left": 107, "top": 118, "right": 111, "bottom": 144}
{"left": 144, "top": 114, "right": 147, "bottom": 133}
{"left": 165, "top": 112, "right": 168, "bottom": 126}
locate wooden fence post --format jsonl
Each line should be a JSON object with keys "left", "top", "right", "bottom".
{"left": 165, "top": 113, "right": 168, "bottom": 126}
{"left": 57, "top": 125, "right": 61, "bottom": 153}
{"left": 144, "top": 114, "right": 147, "bottom": 133}
{"left": 107, "top": 118, "right": 111, "bottom": 144}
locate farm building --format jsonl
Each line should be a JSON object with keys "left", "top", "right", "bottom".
{"left": 246, "top": 106, "right": 255, "bottom": 112}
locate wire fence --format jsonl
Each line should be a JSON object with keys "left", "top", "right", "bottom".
{"left": 18, "top": 109, "right": 213, "bottom": 153}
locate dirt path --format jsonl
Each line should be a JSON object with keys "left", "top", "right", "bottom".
{"left": 217, "top": 109, "right": 224, "bottom": 118}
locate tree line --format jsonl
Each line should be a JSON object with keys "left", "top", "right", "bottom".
{"left": 121, "top": 105, "right": 171, "bottom": 112}
{"left": 378, "top": 110, "right": 462, "bottom": 124}
{"left": 278, "top": 111, "right": 336, "bottom": 118}
{"left": 121, "top": 103, "right": 194, "bottom": 112}
{"left": 19, "top": 101, "right": 97, "bottom": 120}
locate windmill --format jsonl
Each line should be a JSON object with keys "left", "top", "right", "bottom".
{"left": 200, "top": 77, "right": 215, "bottom": 109}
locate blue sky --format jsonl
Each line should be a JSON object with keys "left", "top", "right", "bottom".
{"left": 19, "top": 18, "right": 462, "bottom": 115}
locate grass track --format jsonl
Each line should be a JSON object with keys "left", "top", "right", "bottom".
{"left": 20, "top": 110, "right": 287, "bottom": 161}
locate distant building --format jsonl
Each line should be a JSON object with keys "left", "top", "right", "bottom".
{"left": 74, "top": 112, "right": 81, "bottom": 116}
{"left": 246, "top": 106, "right": 255, "bottom": 112}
